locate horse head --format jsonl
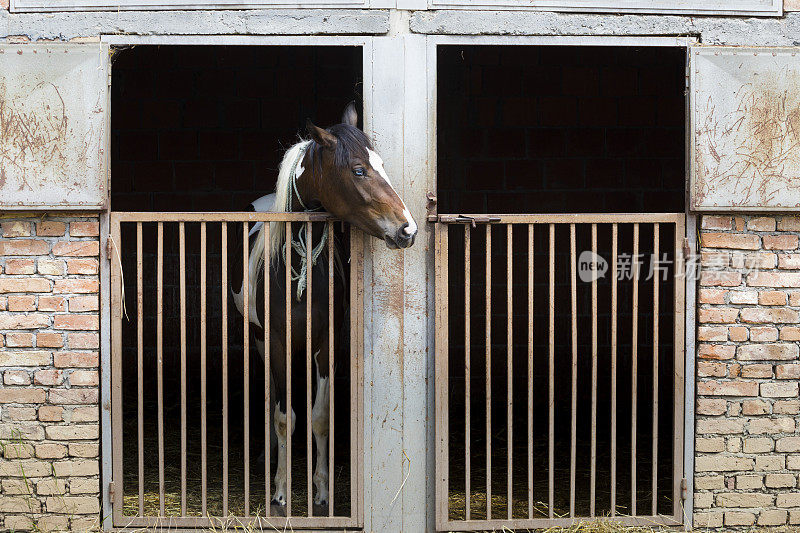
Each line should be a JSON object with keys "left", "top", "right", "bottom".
{"left": 303, "top": 103, "right": 417, "bottom": 249}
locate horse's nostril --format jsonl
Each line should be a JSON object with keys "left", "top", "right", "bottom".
{"left": 400, "top": 222, "right": 412, "bottom": 236}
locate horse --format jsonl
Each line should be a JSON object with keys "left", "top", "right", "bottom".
{"left": 233, "top": 102, "right": 417, "bottom": 511}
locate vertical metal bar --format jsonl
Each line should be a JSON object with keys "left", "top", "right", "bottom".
{"left": 157, "top": 222, "right": 165, "bottom": 517}
{"left": 527, "top": 223, "right": 534, "bottom": 519}
{"left": 285, "top": 221, "right": 293, "bottom": 516}
{"left": 506, "top": 224, "right": 513, "bottom": 520}
{"left": 306, "top": 221, "right": 313, "bottom": 516}
{"left": 652, "top": 223, "right": 660, "bottom": 516}
{"left": 548, "top": 223, "right": 555, "bottom": 519}
{"left": 673, "top": 216, "right": 686, "bottom": 522}
{"left": 136, "top": 223, "right": 144, "bottom": 517}
{"left": 243, "top": 222, "right": 250, "bottom": 517}
{"left": 327, "top": 221, "right": 334, "bottom": 517}
{"left": 352, "top": 227, "right": 365, "bottom": 526}
{"left": 569, "top": 223, "right": 577, "bottom": 518}
{"left": 263, "top": 223, "right": 271, "bottom": 514}
{"left": 631, "top": 223, "right": 640, "bottom": 516}
{"left": 200, "top": 222, "right": 207, "bottom": 517}
{"left": 591, "top": 223, "right": 598, "bottom": 517}
{"left": 464, "top": 224, "right": 471, "bottom": 521}
{"left": 435, "top": 223, "right": 450, "bottom": 528}
{"left": 485, "top": 224, "right": 492, "bottom": 520}
{"left": 110, "top": 217, "right": 124, "bottom": 524}
{"left": 222, "top": 222, "right": 229, "bottom": 517}
{"left": 611, "top": 223, "right": 618, "bottom": 517}
{"left": 179, "top": 222, "right": 187, "bottom": 516}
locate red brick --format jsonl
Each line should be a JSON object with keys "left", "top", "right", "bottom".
{"left": 702, "top": 216, "right": 734, "bottom": 230}
{"left": 7, "top": 295, "right": 36, "bottom": 312}
{"left": 1, "top": 221, "right": 31, "bottom": 237}
{"left": 35, "top": 221, "right": 66, "bottom": 237}
{"left": 699, "top": 361, "right": 726, "bottom": 377}
{"left": 702, "top": 233, "right": 760, "bottom": 250}
{"left": 747, "top": 217, "right": 776, "bottom": 231}
{"left": 0, "top": 239, "right": 49, "bottom": 255}
{"left": 69, "top": 296, "right": 99, "bottom": 312}
{"left": 37, "top": 296, "right": 65, "bottom": 312}
{"left": 38, "top": 406, "right": 62, "bottom": 422}
{"left": 0, "top": 313, "right": 50, "bottom": 329}
{"left": 69, "top": 222, "right": 99, "bottom": 237}
{"left": 3, "top": 370, "right": 30, "bottom": 385}
{"left": 53, "top": 314, "right": 98, "bottom": 331}
{"left": 36, "top": 332, "right": 63, "bottom": 348}
{"left": 0, "top": 388, "right": 46, "bottom": 403}
{"left": 66, "top": 333, "right": 99, "bottom": 349}
{"left": 66, "top": 258, "right": 99, "bottom": 275}
{"left": 5, "top": 332, "right": 33, "bottom": 347}
{"left": 778, "top": 217, "right": 800, "bottom": 231}
{"left": 700, "top": 271, "right": 742, "bottom": 287}
{"left": 699, "top": 344, "right": 736, "bottom": 360}
{"left": 699, "top": 289, "right": 727, "bottom": 304}
{"left": 777, "top": 364, "right": 800, "bottom": 379}
{"left": 740, "top": 307, "right": 799, "bottom": 323}
{"left": 697, "top": 380, "right": 759, "bottom": 396}
{"left": 729, "top": 326, "right": 748, "bottom": 342}
{"left": 760, "top": 291, "right": 789, "bottom": 306}
{"left": 749, "top": 272, "right": 800, "bottom": 288}
{"left": 4, "top": 259, "right": 35, "bottom": 275}
{"left": 699, "top": 308, "right": 739, "bottom": 323}
{"left": 0, "top": 278, "right": 51, "bottom": 293}
{"left": 738, "top": 343, "right": 800, "bottom": 361}
{"left": 53, "top": 279, "right": 99, "bottom": 294}
{"left": 764, "top": 235, "right": 799, "bottom": 250}
{"left": 33, "top": 369, "right": 63, "bottom": 386}
{"left": 69, "top": 370, "right": 98, "bottom": 386}
{"left": 51, "top": 241, "right": 99, "bottom": 257}
{"left": 53, "top": 352, "right": 98, "bottom": 368}
{"left": 698, "top": 326, "right": 727, "bottom": 341}
{"left": 48, "top": 388, "right": 98, "bottom": 405}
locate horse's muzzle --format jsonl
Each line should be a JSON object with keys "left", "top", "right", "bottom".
{"left": 385, "top": 229, "right": 416, "bottom": 249}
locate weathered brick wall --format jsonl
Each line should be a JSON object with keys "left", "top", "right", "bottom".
{"left": 0, "top": 216, "right": 101, "bottom": 531}
{"left": 695, "top": 214, "right": 800, "bottom": 528}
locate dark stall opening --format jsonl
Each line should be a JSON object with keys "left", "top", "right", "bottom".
{"left": 437, "top": 45, "right": 686, "bottom": 523}
{"left": 111, "top": 45, "right": 362, "bottom": 519}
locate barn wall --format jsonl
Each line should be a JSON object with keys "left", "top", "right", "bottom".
{"left": 0, "top": 216, "right": 100, "bottom": 531}
{"left": 695, "top": 214, "right": 800, "bottom": 527}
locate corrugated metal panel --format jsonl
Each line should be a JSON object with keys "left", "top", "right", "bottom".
{"left": 691, "top": 46, "right": 800, "bottom": 211}
{"left": 0, "top": 44, "right": 108, "bottom": 210}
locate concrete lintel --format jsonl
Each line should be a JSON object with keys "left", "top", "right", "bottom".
{"left": 410, "top": 10, "right": 800, "bottom": 46}
{"left": 0, "top": 9, "right": 390, "bottom": 40}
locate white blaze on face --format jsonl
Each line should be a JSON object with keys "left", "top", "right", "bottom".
{"left": 367, "top": 148, "right": 417, "bottom": 235}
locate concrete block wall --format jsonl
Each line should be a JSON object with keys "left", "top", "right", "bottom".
{"left": 0, "top": 216, "right": 101, "bottom": 531}
{"left": 695, "top": 214, "right": 800, "bottom": 528}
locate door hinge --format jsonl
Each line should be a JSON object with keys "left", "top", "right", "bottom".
{"left": 680, "top": 477, "right": 688, "bottom": 501}
{"left": 106, "top": 237, "right": 114, "bottom": 260}
{"left": 109, "top": 481, "right": 116, "bottom": 503}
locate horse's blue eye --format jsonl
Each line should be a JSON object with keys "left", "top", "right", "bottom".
{"left": 353, "top": 168, "right": 365, "bottom": 177}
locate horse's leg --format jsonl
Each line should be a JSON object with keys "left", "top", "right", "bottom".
{"left": 254, "top": 338, "right": 277, "bottom": 466}
{"left": 311, "top": 345, "right": 331, "bottom": 508}
{"left": 271, "top": 335, "right": 295, "bottom": 508}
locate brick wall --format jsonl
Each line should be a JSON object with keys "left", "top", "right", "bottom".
{"left": 0, "top": 216, "right": 101, "bottom": 531}
{"left": 695, "top": 214, "right": 800, "bottom": 528}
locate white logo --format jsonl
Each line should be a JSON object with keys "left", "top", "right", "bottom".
{"left": 578, "top": 250, "right": 608, "bottom": 283}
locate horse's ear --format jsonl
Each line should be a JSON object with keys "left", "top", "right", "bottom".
{"left": 342, "top": 101, "right": 358, "bottom": 127}
{"left": 306, "top": 119, "right": 337, "bottom": 149}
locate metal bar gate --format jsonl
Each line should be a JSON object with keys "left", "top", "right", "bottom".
{"left": 110, "top": 211, "right": 364, "bottom": 530}
{"left": 434, "top": 213, "right": 686, "bottom": 530}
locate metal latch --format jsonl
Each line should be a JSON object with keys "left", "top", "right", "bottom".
{"left": 106, "top": 237, "right": 114, "bottom": 261}
{"left": 680, "top": 478, "right": 688, "bottom": 501}
{"left": 109, "top": 481, "right": 116, "bottom": 503}
{"left": 428, "top": 214, "right": 502, "bottom": 226}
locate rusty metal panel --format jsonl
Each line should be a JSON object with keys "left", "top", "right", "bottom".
{"left": 0, "top": 44, "right": 108, "bottom": 210}
{"left": 690, "top": 46, "right": 800, "bottom": 211}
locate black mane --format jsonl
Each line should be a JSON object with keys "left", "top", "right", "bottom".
{"left": 308, "top": 123, "right": 373, "bottom": 176}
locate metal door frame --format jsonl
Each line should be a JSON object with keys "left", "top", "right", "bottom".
{"left": 426, "top": 34, "right": 697, "bottom": 531}
{"left": 433, "top": 213, "right": 687, "bottom": 531}
{"left": 99, "top": 35, "right": 373, "bottom": 529}
{"left": 108, "top": 211, "right": 364, "bottom": 529}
